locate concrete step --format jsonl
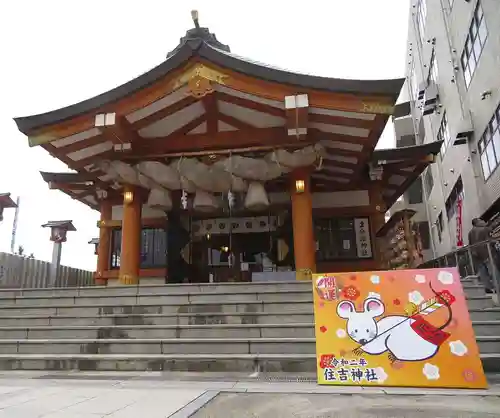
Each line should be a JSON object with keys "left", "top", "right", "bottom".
{"left": 1, "top": 320, "right": 500, "bottom": 340}
{"left": 0, "top": 294, "right": 492, "bottom": 317}
{"left": 0, "top": 323, "right": 316, "bottom": 340}
{"left": 0, "top": 282, "right": 313, "bottom": 298}
{"left": 0, "top": 312, "right": 316, "bottom": 327}
{"left": 0, "top": 353, "right": 317, "bottom": 372}
{"left": 0, "top": 337, "right": 315, "bottom": 355}
{"left": 0, "top": 299, "right": 313, "bottom": 317}
{"left": 0, "top": 300, "right": 315, "bottom": 317}
{"left": 469, "top": 308, "right": 500, "bottom": 321}
{"left": 0, "top": 336, "right": 498, "bottom": 355}
{"left": 0, "top": 281, "right": 486, "bottom": 300}
{"left": 0, "top": 289, "right": 314, "bottom": 307}
{"left": 0, "top": 352, "right": 497, "bottom": 373}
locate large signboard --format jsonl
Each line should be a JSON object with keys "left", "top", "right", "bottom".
{"left": 313, "top": 268, "right": 487, "bottom": 388}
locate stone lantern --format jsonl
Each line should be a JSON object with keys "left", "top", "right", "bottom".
{"left": 0, "top": 193, "right": 17, "bottom": 223}
{"left": 41, "top": 220, "right": 76, "bottom": 286}
{"left": 88, "top": 238, "right": 99, "bottom": 255}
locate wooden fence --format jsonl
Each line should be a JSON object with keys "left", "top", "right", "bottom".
{"left": 0, "top": 252, "right": 94, "bottom": 288}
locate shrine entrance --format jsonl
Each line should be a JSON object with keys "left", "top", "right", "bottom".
{"left": 179, "top": 212, "right": 295, "bottom": 283}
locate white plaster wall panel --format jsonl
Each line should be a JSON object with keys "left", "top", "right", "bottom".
{"left": 215, "top": 85, "right": 285, "bottom": 109}
{"left": 67, "top": 141, "right": 113, "bottom": 161}
{"left": 218, "top": 101, "right": 285, "bottom": 128}
{"left": 310, "top": 122, "right": 369, "bottom": 138}
{"left": 126, "top": 86, "right": 189, "bottom": 123}
{"left": 323, "top": 154, "right": 358, "bottom": 165}
{"left": 218, "top": 120, "right": 238, "bottom": 132}
{"left": 52, "top": 128, "right": 101, "bottom": 148}
{"left": 139, "top": 102, "right": 205, "bottom": 138}
{"left": 309, "top": 107, "right": 376, "bottom": 121}
{"left": 187, "top": 121, "right": 207, "bottom": 135}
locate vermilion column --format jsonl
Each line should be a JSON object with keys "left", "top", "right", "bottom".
{"left": 290, "top": 168, "right": 316, "bottom": 279}
{"left": 95, "top": 200, "right": 112, "bottom": 285}
{"left": 119, "top": 185, "right": 142, "bottom": 285}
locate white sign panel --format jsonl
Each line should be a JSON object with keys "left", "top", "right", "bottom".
{"left": 194, "top": 216, "right": 277, "bottom": 236}
{"left": 354, "top": 218, "right": 372, "bottom": 258}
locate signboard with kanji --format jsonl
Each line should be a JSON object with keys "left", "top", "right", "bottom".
{"left": 312, "top": 268, "right": 487, "bottom": 388}
{"left": 354, "top": 218, "right": 372, "bottom": 258}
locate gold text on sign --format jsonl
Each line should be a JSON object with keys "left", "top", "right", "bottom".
{"left": 360, "top": 102, "right": 394, "bottom": 115}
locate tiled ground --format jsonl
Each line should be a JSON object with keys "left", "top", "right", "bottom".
{"left": 0, "top": 372, "right": 498, "bottom": 417}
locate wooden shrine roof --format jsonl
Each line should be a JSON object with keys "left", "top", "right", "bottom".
{"left": 14, "top": 17, "right": 440, "bottom": 211}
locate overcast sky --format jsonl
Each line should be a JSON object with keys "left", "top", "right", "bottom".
{"left": 0, "top": 0, "right": 410, "bottom": 271}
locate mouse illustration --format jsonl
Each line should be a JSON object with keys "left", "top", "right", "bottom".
{"left": 336, "top": 284, "right": 453, "bottom": 363}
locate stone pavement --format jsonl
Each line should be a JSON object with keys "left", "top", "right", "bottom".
{"left": 0, "top": 371, "right": 498, "bottom": 417}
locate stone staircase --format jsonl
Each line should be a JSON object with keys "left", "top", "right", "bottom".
{"left": 0, "top": 277, "right": 498, "bottom": 373}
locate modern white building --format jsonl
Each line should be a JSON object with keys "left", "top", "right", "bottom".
{"left": 392, "top": 0, "right": 500, "bottom": 260}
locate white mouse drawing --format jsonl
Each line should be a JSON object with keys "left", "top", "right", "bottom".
{"left": 337, "top": 293, "right": 452, "bottom": 363}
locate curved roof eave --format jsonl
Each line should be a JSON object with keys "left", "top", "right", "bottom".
{"left": 14, "top": 39, "right": 405, "bottom": 135}
{"left": 199, "top": 43, "right": 405, "bottom": 99}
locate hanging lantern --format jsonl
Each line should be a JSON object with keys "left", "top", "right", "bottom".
{"left": 244, "top": 182, "right": 269, "bottom": 211}
{"left": 147, "top": 188, "right": 172, "bottom": 211}
{"left": 193, "top": 189, "right": 219, "bottom": 212}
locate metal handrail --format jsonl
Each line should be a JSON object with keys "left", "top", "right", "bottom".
{"left": 418, "top": 238, "right": 500, "bottom": 294}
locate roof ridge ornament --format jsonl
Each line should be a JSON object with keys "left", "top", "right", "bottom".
{"left": 166, "top": 10, "right": 230, "bottom": 58}
{"left": 191, "top": 10, "right": 200, "bottom": 29}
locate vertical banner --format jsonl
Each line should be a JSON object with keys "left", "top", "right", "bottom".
{"left": 354, "top": 218, "right": 372, "bottom": 258}
{"left": 456, "top": 196, "right": 463, "bottom": 247}
{"left": 312, "top": 268, "right": 487, "bottom": 388}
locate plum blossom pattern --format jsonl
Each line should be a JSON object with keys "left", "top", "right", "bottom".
{"left": 423, "top": 363, "right": 440, "bottom": 380}
{"left": 319, "top": 326, "right": 327, "bottom": 333}
{"left": 342, "top": 285, "right": 360, "bottom": 301}
{"left": 391, "top": 361, "right": 404, "bottom": 370}
{"left": 438, "top": 270, "right": 454, "bottom": 285}
{"left": 449, "top": 340, "right": 468, "bottom": 356}
{"left": 370, "top": 275, "right": 380, "bottom": 284}
{"left": 408, "top": 290, "right": 425, "bottom": 305}
{"left": 415, "top": 274, "right": 426, "bottom": 284}
{"left": 462, "top": 369, "right": 477, "bottom": 382}
{"left": 336, "top": 329, "right": 347, "bottom": 339}
{"left": 374, "top": 367, "right": 388, "bottom": 383}
{"left": 393, "top": 298, "right": 401, "bottom": 306}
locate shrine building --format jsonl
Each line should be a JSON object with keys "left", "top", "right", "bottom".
{"left": 14, "top": 13, "right": 442, "bottom": 286}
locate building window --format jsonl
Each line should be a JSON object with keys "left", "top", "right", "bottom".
{"left": 110, "top": 227, "right": 167, "bottom": 269}
{"left": 407, "top": 177, "right": 423, "bottom": 204}
{"left": 436, "top": 212, "right": 444, "bottom": 242}
{"left": 478, "top": 103, "right": 500, "bottom": 180}
{"left": 445, "top": 177, "right": 464, "bottom": 220}
{"left": 140, "top": 228, "right": 167, "bottom": 268}
{"left": 416, "top": 0, "right": 427, "bottom": 45}
{"left": 428, "top": 52, "right": 439, "bottom": 85}
{"left": 438, "top": 112, "right": 452, "bottom": 155}
{"left": 461, "top": 1, "right": 487, "bottom": 88}
{"left": 315, "top": 218, "right": 358, "bottom": 261}
{"left": 424, "top": 167, "right": 434, "bottom": 197}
